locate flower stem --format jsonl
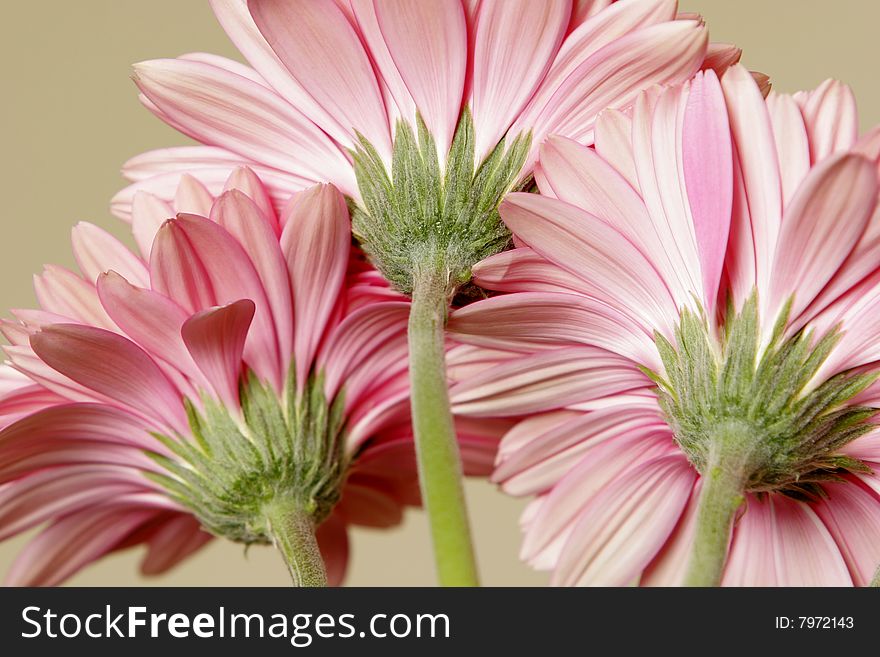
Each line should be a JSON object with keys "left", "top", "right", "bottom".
{"left": 683, "top": 423, "right": 751, "bottom": 586}
{"left": 408, "top": 261, "right": 479, "bottom": 586}
{"left": 264, "top": 497, "right": 327, "bottom": 587}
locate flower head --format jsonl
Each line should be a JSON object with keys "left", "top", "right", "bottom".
{"left": 449, "top": 65, "right": 880, "bottom": 585}
{"left": 0, "top": 171, "right": 496, "bottom": 585}
{"left": 114, "top": 0, "right": 730, "bottom": 295}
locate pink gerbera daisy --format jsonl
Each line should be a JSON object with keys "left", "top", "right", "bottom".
{"left": 448, "top": 65, "right": 880, "bottom": 586}
{"left": 0, "top": 170, "right": 499, "bottom": 586}
{"left": 109, "top": 0, "right": 734, "bottom": 585}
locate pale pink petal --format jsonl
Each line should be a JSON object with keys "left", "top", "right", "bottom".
{"left": 133, "top": 58, "right": 355, "bottom": 192}
{"left": 280, "top": 184, "right": 350, "bottom": 390}
{"left": 115, "top": 167, "right": 312, "bottom": 225}
{"left": 720, "top": 64, "right": 783, "bottom": 299}
{"left": 500, "top": 192, "right": 678, "bottom": 334}
{"left": 796, "top": 79, "right": 859, "bottom": 163}
{"left": 71, "top": 222, "right": 149, "bottom": 288}
{"left": 640, "top": 479, "right": 701, "bottom": 586}
{"left": 593, "top": 107, "right": 638, "bottom": 189}
{"left": 723, "top": 495, "right": 852, "bottom": 586}
{"left": 211, "top": 190, "right": 293, "bottom": 370}
{"left": 512, "top": 17, "right": 706, "bottom": 162}
{"left": 472, "top": 247, "right": 590, "bottom": 295}
{"left": 34, "top": 266, "right": 115, "bottom": 330}
{"left": 173, "top": 173, "right": 214, "bottom": 215}
{"left": 682, "top": 70, "right": 733, "bottom": 313}
{"left": 448, "top": 292, "right": 657, "bottom": 368}
{"left": 371, "top": 0, "right": 467, "bottom": 158}
{"left": 449, "top": 346, "right": 650, "bottom": 417}
{"left": 29, "top": 325, "right": 188, "bottom": 435}
{"left": 631, "top": 83, "right": 703, "bottom": 308}
{"left": 766, "top": 92, "right": 810, "bottom": 206}
{"left": 247, "top": 0, "right": 392, "bottom": 160}
{"left": 122, "top": 145, "right": 249, "bottom": 183}
{"left": 814, "top": 481, "right": 880, "bottom": 586}
{"left": 470, "top": 0, "right": 570, "bottom": 160}
{"left": 768, "top": 153, "right": 876, "bottom": 322}
{"left": 495, "top": 402, "right": 666, "bottom": 496}
{"left": 552, "top": 454, "right": 695, "bottom": 586}
{"left": 212, "top": 0, "right": 370, "bottom": 153}
{"left": 182, "top": 300, "right": 255, "bottom": 409}
{"left": 130, "top": 191, "right": 174, "bottom": 258}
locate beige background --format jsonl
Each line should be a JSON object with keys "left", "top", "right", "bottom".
{"left": 0, "top": 1, "right": 877, "bottom": 586}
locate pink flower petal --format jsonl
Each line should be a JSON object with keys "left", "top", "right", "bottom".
{"left": 140, "top": 514, "right": 212, "bottom": 576}
{"left": 768, "top": 152, "right": 876, "bottom": 323}
{"left": 71, "top": 222, "right": 150, "bottom": 287}
{"left": 682, "top": 70, "right": 733, "bottom": 314}
{"left": 814, "top": 480, "right": 880, "bottom": 586}
{"left": 720, "top": 64, "right": 782, "bottom": 301}
{"left": 766, "top": 92, "right": 810, "bottom": 206}
{"left": 133, "top": 58, "right": 354, "bottom": 192}
{"left": 29, "top": 325, "right": 188, "bottom": 435}
{"left": 247, "top": 0, "right": 392, "bottom": 161}
{"left": 371, "top": 0, "right": 467, "bottom": 158}
{"left": 448, "top": 291, "right": 658, "bottom": 368}
{"left": 495, "top": 402, "right": 666, "bottom": 497}
{"left": 5, "top": 506, "right": 161, "bottom": 586}
{"left": 552, "top": 454, "right": 695, "bottom": 586}
{"left": 316, "top": 514, "right": 349, "bottom": 587}
{"left": 222, "top": 166, "right": 278, "bottom": 230}
{"left": 796, "top": 79, "right": 859, "bottom": 163}
{"left": 472, "top": 247, "right": 590, "bottom": 295}
{"left": 500, "top": 192, "right": 678, "bottom": 334}
{"left": 130, "top": 191, "right": 174, "bottom": 258}
{"left": 512, "top": 17, "right": 706, "bottom": 163}
{"left": 594, "top": 107, "right": 638, "bottom": 190}
{"left": 34, "top": 265, "right": 115, "bottom": 330}
{"left": 449, "top": 346, "right": 650, "bottom": 417}
{"left": 723, "top": 495, "right": 852, "bottom": 586}
{"left": 470, "top": 0, "right": 570, "bottom": 160}
{"left": 174, "top": 173, "right": 214, "bottom": 215}
{"left": 280, "top": 184, "right": 350, "bottom": 390}
{"left": 182, "top": 300, "right": 255, "bottom": 409}
{"left": 151, "top": 214, "right": 282, "bottom": 390}
{"left": 211, "top": 190, "right": 293, "bottom": 371}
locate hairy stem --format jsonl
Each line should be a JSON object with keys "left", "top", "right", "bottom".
{"left": 408, "top": 261, "right": 479, "bottom": 586}
{"left": 264, "top": 497, "right": 327, "bottom": 587}
{"left": 684, "top": 424, "right": 752, "bottom": 586}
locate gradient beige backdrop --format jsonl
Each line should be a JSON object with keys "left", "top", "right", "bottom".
{"left": 0, "top": 1, "right": 877, "bottom": 586}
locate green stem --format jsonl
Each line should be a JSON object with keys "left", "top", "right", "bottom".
{"left": 264, "top": 497, "right": 327, "bottom": 587}
{"left": 683, "top": 423, "right": 752, "bottom": 587}
{"left": 408, "top": 262, "right": 479, "bottom": 586}
{"left": 871, "top": 564, "right": 880, "bottom": 587}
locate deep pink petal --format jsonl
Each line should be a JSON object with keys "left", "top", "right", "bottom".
{"left": 182, "top": 300, "right": 255, "bottom": 409}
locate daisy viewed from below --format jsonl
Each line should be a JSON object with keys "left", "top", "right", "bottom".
{"left": 448, "top": 65, "right": 880, "bottom": 585}
{"left": 0, "top": 170, "right": 500, "bottom": 586}
{"left": 113, "top": 0, "right": 734, "bottom": 584}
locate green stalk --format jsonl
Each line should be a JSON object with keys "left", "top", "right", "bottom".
{"left": 683, "top": 424, "right": 752, "bottom": 586}
{"left": 408, "top": 261, "right": 479, "bottom": 586}
{"left": 264, "top": 497, "right": 327, "bottom": 587}
{"left": 871, "top": 564, "right": 880, "bottom": 587}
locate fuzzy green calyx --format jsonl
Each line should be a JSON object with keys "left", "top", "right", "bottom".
{"left": 147, "top": 371, "right": 347, "bottom": 545}
{"left": 351, "top": 111, "right": 531, "bottom": 296}
{"left": 650, "top": 293, "right": 878, "bottom": 499}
